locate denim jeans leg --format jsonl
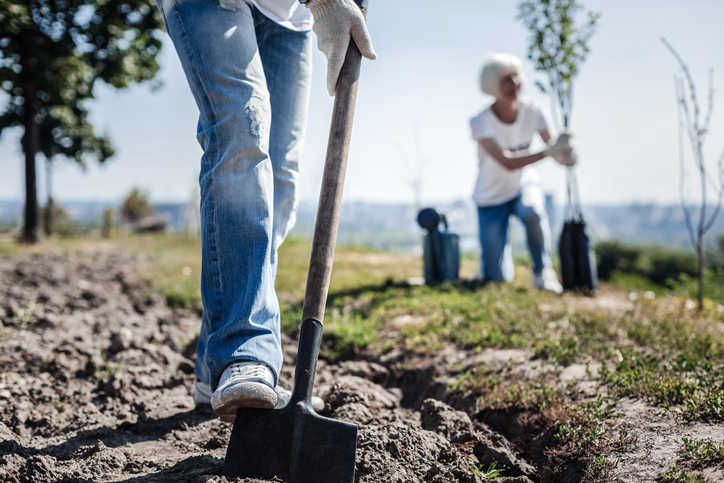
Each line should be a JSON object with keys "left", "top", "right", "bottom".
{"left": 514, "top": 185, "right": 553, "bottom": 275}
{"left": 256, "top": 18, "right": 313, "bottom": 281}
{"left": 158, "top": 0, "right": 283, "bottom": 390}
{"left": 478, "top": 201, "right": 515, "bottom": 282}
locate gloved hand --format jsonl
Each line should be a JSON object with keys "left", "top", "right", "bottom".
{"left": 306, "top": 0, "right": 377, "bottom": 96}
{"left": 554, "top": 148, "right": 578, "bottom": 167}
{"left": 544, "top": 132, "right": 574, "bottom": 158}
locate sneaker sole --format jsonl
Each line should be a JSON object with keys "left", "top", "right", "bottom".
{"left": 211, "top": 382, "right": 277, "bottom": 423}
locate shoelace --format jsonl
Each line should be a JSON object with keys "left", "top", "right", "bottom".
{"left": 228, "top": 363, "right": 272, "bottom": 387}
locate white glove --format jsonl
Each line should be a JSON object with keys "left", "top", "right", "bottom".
{"left": 544, "top": 132, "right": 574, "bottom": 158}
{"left": 554, "top": 148, "right": 578, "bottom": 167}
{"left": 306, "top": 0, "right": 377, "bottom": 96}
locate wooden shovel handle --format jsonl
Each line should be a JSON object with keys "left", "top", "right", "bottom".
{"left": 301, "top": 13, "right": 366, "bottom": 324}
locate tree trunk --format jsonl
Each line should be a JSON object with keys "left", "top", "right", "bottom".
{"left": 22, "top": 100, "right": 40, "bottom": 244}
{"left": 698, "top": 236, "right": 705, "bottom": 311}
{"left": 44, "top": 197, "right": 54, "bottom": 237}
{"left": 44, "top": 160, "right": 53, "bottom": 236}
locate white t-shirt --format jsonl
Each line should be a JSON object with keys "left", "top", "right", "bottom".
{"left": 470, "top": 98, "right": 553, "bottom": 206}
{"left": 251, "top": 0, "right": 313, "bottom": 31}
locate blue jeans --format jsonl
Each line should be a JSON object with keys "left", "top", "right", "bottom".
{"left": 477, "top": 186, "right": 553, "bottom": 281}
{"left": 156, "top": 0, "right": 312, "bottom": 390}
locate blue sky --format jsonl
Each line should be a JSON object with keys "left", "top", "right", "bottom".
{"left": 1, "top": 0, "right": 723, "bottom": 206}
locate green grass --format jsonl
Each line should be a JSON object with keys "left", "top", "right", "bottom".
{"left": 95, "top": 363, "right": 122, "bottom": 381}
{"left": 7, "top": 234, "right": 724, "bottom": 426}
{"left": 51, "top": 401, "right": 67, "bottom": 413}
{"left": 662, "top": 466, "right": 711, "bottom": 483}
{"left": 472, "top": 461, "right": 504, "bottom": 479}
{"left": 554, "top": 395, "right": 618, "bottom": 449}
{"left": 658, "top": 437, "right": 724, "bottom": 483}
{"left": 680, "top": 437, "right": 724, "bottom": 466}
{"left": 608, "top": 270, "right": 665, "bottom": 294}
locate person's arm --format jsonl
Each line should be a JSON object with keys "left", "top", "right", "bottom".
{"left": 479, "top": 131, "right": 572, "bottom": 171}
{"left": 478, "top": 138, "right": 545, "bottom": 171}
{"left": 539, "top": 128, "right": 552, "bottom": 144}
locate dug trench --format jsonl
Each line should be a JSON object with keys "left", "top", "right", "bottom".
{"left": 0, "top": 251, "right": 666, "bottom": 482}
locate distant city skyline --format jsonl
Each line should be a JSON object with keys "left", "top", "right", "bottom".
{"left": 1, "top": 0, "right": 723, "bottom": 207}
{"left": 0, "top": 198, "right": 707, "bottom": 252}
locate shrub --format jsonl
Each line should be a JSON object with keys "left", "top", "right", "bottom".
{"left": 121, "top": 189, "right": 153, "bottom": 223}
{"left": 646, "top": 248, "right": 698, "bottom": 285}
{"left": 593, "top": 241, "right": 698, "bottom": 285}
{"left": 594, "top": 240, "right": 640, "bottom": 280}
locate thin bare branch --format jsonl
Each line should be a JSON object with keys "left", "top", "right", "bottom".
{"left": 394, "top": 143, "right": 413, "bottom": 174}
{"left": 703, "top": 146, "right": 724, "bottom": 233}
{"left": 701, "top": 68, "right": 715, "bottom": 141}
{"left": 676, "top": 77, "right": 697, "bottom": 249}
{"left": 662, "top": 37, "right": 703, "bottom": 136}
{"left": 676, "top": 76, "right": 705, "bottom": 177}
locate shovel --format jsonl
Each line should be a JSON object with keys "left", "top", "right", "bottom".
{"left": 221, "top": 2, "right": 370, "bottom": 482}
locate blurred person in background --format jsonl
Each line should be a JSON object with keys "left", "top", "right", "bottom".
{"left": 154, "top": 0, "right": 375, "bottom": 420}
{"left": 470, "top": 53, "right": 575, "bottom": 293}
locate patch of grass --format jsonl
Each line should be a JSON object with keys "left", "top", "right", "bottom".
{"left": 95, "top": 363, "right": 122, "bottom": 380}
{"left": 472, "top": 461, "right": 504, "bottom": 479}
{"left": 51, "top": 401, "right": 67, "bottom": 413}
{"left": 680, "top": 437, "right": 724, "bottom": 466}
{"left": 599, "top": 348, "right": 724, "bottom": 422}
{"left": 682, "top": 390, "right": 724, "bottom": 422}
{"left": 608, "top": 270, "right": 665, "bottom": 294}
{"left": 662, "top": 466, "right": 711, "bottom": 483}
{"left": 15, "top": 305, "right": 36, "bottom": 326}
{"left": 554, "top": 395, "right": 618, "bottom": 449}
{"left": 315, "top": 280, "right": 563, "bottom": 358}
{"left": 320, "top": 313, "right": 383, "bottom": 360}
{"left": 0, "top": 241, "right": 18, "bottom": 256}
{"left": 451, "top": 368, "right": 616, "bottom": 451}
{"left": 613, "top": 428, "right": 638, "bottom": 451}
{"left": 584, "top": 456, "right": 618, "bottom": 480}
{"left": 158, "top": 281, "right": 201, "bottom": 310}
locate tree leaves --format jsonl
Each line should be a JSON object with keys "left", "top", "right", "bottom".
{"left": 517, "top": 0, "right": 599, "bottom": 128}
{"left": 0, "top": 0, "right": 163, "bottom": 164}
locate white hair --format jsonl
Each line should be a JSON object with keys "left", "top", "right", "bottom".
{"left": 479, "top": 53, "right": 525, "bottom": 98}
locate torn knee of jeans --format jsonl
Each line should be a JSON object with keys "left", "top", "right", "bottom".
{"left": 245, "top": 96, "right": 269, "bottom": 142}
{"left": 219, "top": 0, "right": 238, "bottom": 10}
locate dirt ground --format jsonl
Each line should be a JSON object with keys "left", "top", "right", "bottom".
{"left": 0, "top": 252, "right": 722, "bottom": 482}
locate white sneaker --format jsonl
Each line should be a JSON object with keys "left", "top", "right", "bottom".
{"left": 194, "top": 379, "right": 213, "bottom": 406}
{"left": 210, "top": 362, "right": 278, "bottom": 422}
{"left": 533, "top": 268, "right": 563, "bottom": 294}
{"left": 275, "top": 386, "right": 325, "bottom": 413}
{"left": 195, "top": 381, "right": 326, "bottom": 414}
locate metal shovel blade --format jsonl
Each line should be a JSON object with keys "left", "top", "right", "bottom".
{"left": 222, "top": 319, "right": 357, "bottom": 483}
{"left": 221, "top": 404, "right": 357, "bottom": 483}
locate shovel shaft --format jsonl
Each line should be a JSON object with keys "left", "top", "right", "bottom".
{"left": 301, "top": 23, "right": 364, "bottom": 324}
{"left": 290, "top": 318, "right": 323, "bottom": 404}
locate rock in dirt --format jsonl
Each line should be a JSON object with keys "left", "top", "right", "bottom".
{"left": 323, "top": 375, "right": 401, "bottom": 411}
{"left": 421, "top": 398, "right": 474, "bottom": 441}
{"left": 109, "top": 327, "right": 134, "bottom": 352}
{"left": 338, "top": 360, "right": 390, "bottom": 384}
{"left": 476, "top": 444, "right": 536, "bottom": 479}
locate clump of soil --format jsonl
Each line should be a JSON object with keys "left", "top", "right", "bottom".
{"left": 0, "top": 252, "right": 543, "bottom": 482}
